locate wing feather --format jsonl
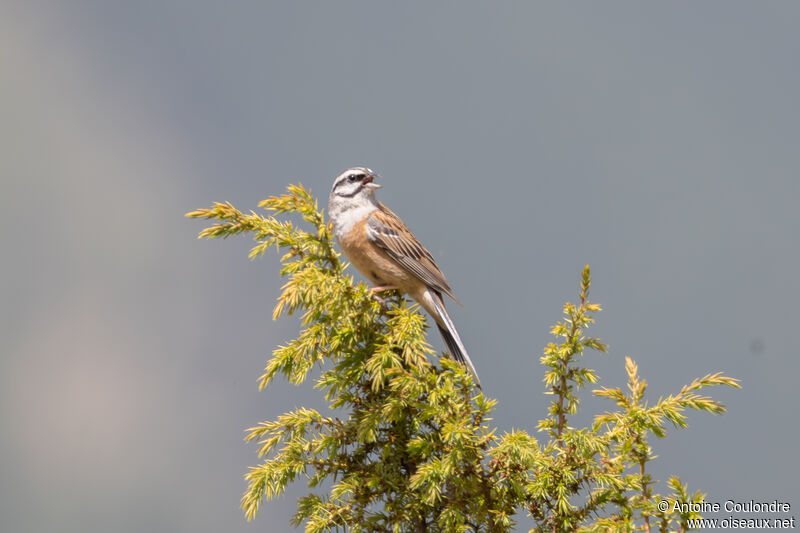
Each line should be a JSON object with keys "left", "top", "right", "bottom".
{"left": 366, "top": 204, "right": 460, "bottom": 303}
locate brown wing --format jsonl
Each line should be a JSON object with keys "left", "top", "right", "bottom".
{"left": 366, "top": 203, "right": 461, "bottom": 304}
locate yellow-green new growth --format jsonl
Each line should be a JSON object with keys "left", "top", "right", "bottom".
{"left": 188, "top": 184, "right": 739, "bottom": 532}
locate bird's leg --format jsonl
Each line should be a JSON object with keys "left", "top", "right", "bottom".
{"left": 370, "top": 285, "right": 398, "bottom": 293}
{"left": 369, "top": 285, "right": 398, "bottom": 307}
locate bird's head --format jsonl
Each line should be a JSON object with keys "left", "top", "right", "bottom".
{"left": 330, "top": 167, "right": 382, "bottom": 200}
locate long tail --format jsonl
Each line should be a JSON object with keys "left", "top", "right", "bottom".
{"left": 428, "top": 291, "right": 482, "bottom": 389}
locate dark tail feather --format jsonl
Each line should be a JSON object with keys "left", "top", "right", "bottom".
{"left": 431, "top": 296, "right": 482, "bottom": 390}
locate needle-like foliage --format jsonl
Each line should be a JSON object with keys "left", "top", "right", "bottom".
{"left": 187, "top": 184, "right": 740, "bottom": 532}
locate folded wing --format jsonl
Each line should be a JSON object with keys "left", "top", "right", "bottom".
{"left": 366, "top": 204, "right": 460, "bottom": 304}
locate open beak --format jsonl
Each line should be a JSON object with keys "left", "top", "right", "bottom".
{"left": 363, "top": 174, "right": 382, "bottom": 189}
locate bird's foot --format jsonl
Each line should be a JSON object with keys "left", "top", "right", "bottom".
{"left": 369, "top": 285, "right": 398, "bottom": 307}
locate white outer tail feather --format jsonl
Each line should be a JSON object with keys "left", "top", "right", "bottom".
{"left": 427, "top": 290, "right": 482, "bottom": 389}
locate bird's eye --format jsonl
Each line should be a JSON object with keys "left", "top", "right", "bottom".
{"left": 347, "top": 174, "right": 358, "bottom": 182}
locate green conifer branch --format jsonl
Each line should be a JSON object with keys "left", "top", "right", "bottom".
{"left": 188, "top": 185, "right": 740, "bottom": 532}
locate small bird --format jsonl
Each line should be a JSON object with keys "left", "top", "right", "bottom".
{"left": 327, "top": 167, "right": 481, "bottom": 388}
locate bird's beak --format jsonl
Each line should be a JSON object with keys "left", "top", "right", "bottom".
{"left": 363, "top": 175, "right": 382, "bottom": 189}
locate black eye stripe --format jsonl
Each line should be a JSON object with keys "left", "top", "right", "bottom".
{"left": 333, "top": 170, "right": 369, "bottom": 193}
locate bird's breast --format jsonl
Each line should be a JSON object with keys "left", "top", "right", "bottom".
{"left": 337, "top": 218, "right": 418, "bottom": 291}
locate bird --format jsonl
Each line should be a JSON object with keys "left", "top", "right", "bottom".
{"left": 327, "top": 167, "right": 481, "bottom": 389}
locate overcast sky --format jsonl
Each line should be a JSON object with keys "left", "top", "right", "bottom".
{"left": 2, "top": 2, "right": 798, "bottom": 532}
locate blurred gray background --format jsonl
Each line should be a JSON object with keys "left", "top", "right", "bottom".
{"left": 2, "top": 2, "right": 798, "bottom": 531}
